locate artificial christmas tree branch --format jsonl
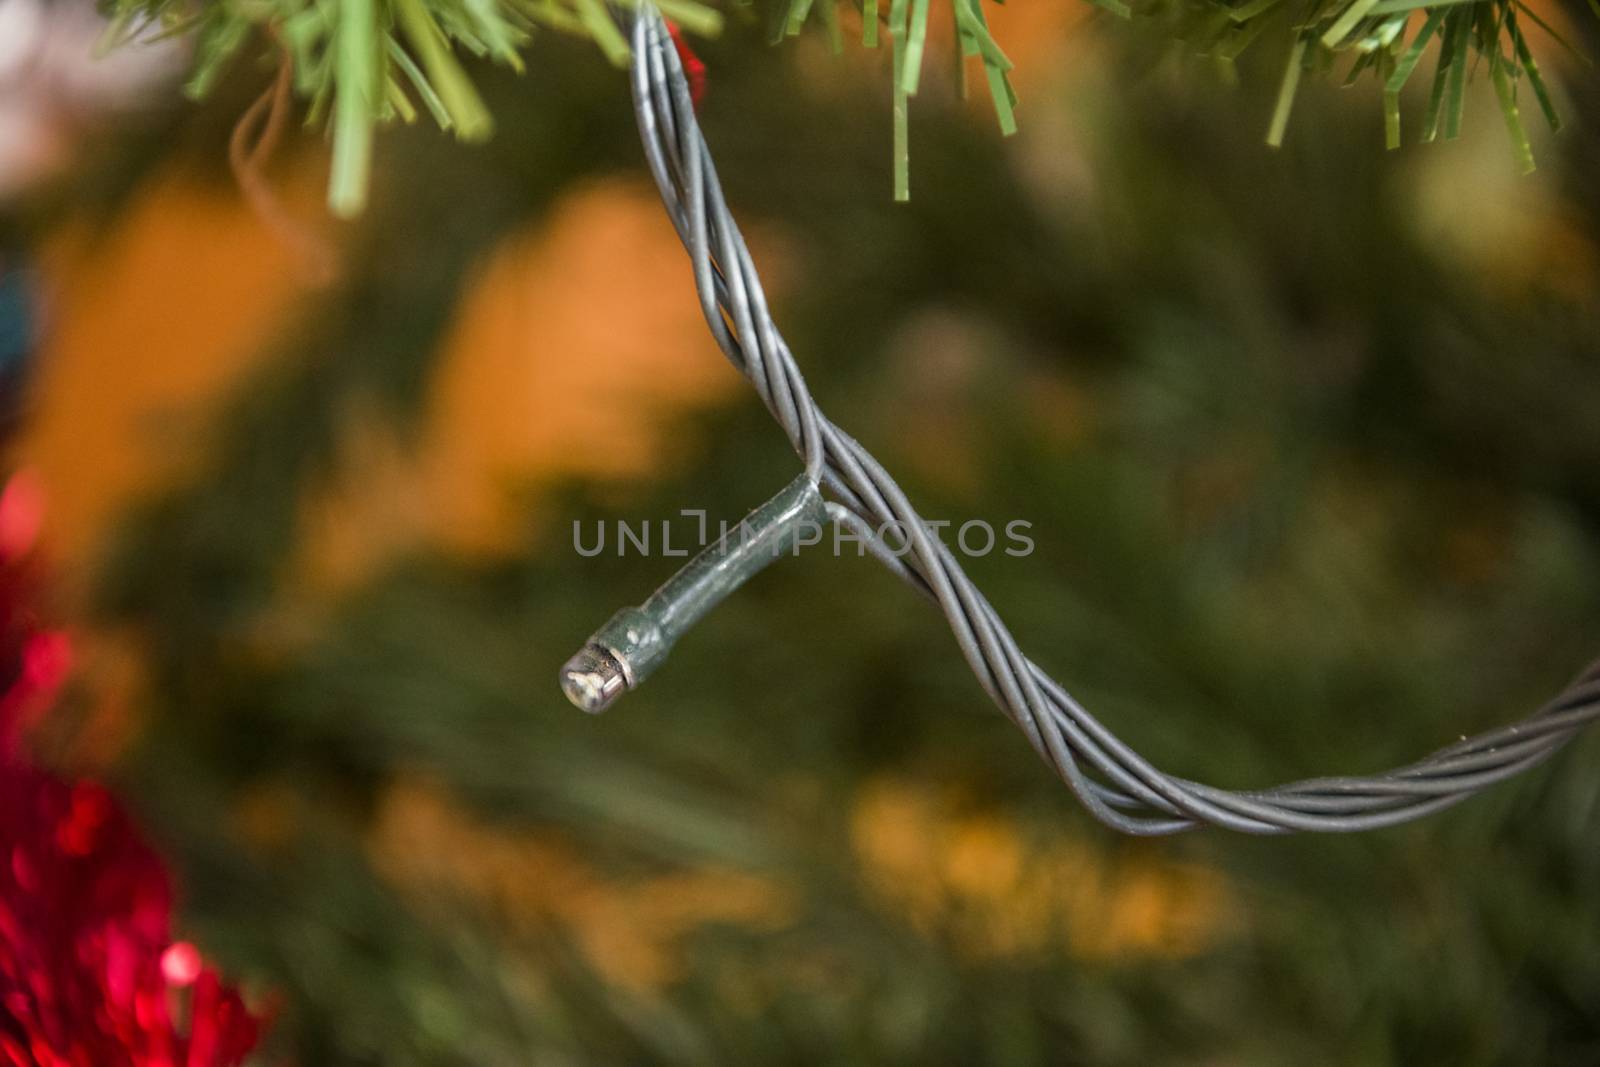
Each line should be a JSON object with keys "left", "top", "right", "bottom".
{"left": 100, "top": 0, "right": 1592, "bottom": 214}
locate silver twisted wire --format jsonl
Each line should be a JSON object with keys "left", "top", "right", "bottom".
{"left": 627, "top": 8, "right": 1600, "bottom": 834}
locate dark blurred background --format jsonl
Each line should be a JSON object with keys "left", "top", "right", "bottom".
{"left": 5, "top": 1, "right": 1600, "bottom": 1062}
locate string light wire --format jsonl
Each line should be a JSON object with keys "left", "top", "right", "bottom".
{"left": 618, "top": 7, "right": 1600, "bottom": 834}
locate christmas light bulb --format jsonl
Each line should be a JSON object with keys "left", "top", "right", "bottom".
{"left": 560, "top": 474, "right": 825, "bottom": 713}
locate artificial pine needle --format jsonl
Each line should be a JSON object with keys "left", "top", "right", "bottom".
{"left": 1507, "top": 7, "right": 1561, "bottom": 131}
{"left": 386, "top": 76, "right": 419, "bottom": 123}
{"left": 387, "top": 37, "right": 455, "bottom": 130}
{"left": 1267, "top": 35, "right": 1308, "bottom": 147}
{"left": 574, "top": 0, "right": 631, "bottom": 65}
{"left": 649, "top": 0, "right": 721, "bottom": 36}
{"left": 184, "top": 13, "right": 251, "bottom": 98}
{"left": 786, "top": 0, "right": 816, "bottom": 37}
{"left": 92, "top": 9, "right": 137, "bottom": 58}
{"left": 964, "top": 0, "right": 1017, "bottom": 134}
{"left": 901, "top": 0, "right": 933, "bottom": 95}
{"left": 890, "top": 0, "right": 911, "bottom": 199}
{"left": 330, "top": 0, "right": 376, "bottom": 217}
{"left": 1511, "top": 0, "right": 1588, "bottom": 66}
{"left": 1421, "top": 9, "right": 1462, "bottom": 142}
{"left": 821, "top": 0, "right": 844, "bottom": 54}
{"left": 394, "top": 0, "right": 493, "bottom": 141}
{"left": 1443, "top": 5, "right": 1470, "bottom": 139}
{"left": 956, "top": 6, "right": 979, "bottom": 56}
{"left": 1369, "top": 0, "right": 1476, "bottom": 14}
{"left": 1321, "top": 0, "right": 1380, "bottom": 48}
{"left": 1384, "top": 8, "right": 1445, "bottom": 148}
{"left": 1218, "top": 14, "right": 1273, "bottom": 60}
{"left": 1343, "top": 48, "right": 1378, "bottom": 85}
{"left": 1489, "top": 47, "right": 1535, "bottom": 172}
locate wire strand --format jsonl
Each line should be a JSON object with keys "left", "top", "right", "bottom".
{"left": 627, "top": 9, "right": 1600, "bottom": 834}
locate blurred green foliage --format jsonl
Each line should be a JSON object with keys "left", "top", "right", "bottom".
{"left": 32, "top": 15, "right": 1600, "bottom": 1066}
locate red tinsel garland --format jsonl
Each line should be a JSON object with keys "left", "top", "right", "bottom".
{"left": 0, "top": 472, "right": 261, "bottom": 1067}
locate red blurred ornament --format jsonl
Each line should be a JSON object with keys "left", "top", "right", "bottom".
{"left": 0, "top": 472, "right": 262, "bottom": 1066}
{"left": 0, "top": 472, "right": 43, "bottom": 564}
{"left": 0, "top": 468, "right": 59, "bottom": 757}
{"left": 159, "top": 943, "right": 202, "bottom": 989}
{"left": 0, "top": 769, "right": 260, "bottom": 1067}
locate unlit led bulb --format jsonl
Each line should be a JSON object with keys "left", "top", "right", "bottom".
{"left": 558, "top": 474, "right": 825, "bottom": 713}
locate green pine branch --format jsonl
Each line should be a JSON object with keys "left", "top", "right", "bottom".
{"left": 98, "top": 0, "right": 1591, "bottom": 213}
{"left": 101, "top": 0, "right": 722, "bottom": 217}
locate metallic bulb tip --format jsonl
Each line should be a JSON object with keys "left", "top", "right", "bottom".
{"left": 559, "top": 644, "right": 630, "bottom": 713}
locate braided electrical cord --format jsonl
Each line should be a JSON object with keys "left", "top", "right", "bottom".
{"left": 626, "top": 8, "right": 1600, "bottom": 834}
